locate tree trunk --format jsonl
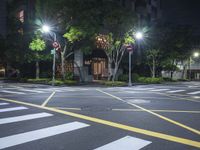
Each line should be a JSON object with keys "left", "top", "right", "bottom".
{"left": 36, "top": 60, "right": 40, "bottom": 79}
{"left": 107, "top": 59, "right": 112, "bottom": 81}
{"left": 152, "top": 58, "right": 155, "bottom": 78}
{"left": 74, "top": 61, "right": 83, "bottom": 82}
{"left": 61, "top": 52, "right": 65, "bottom": 80}
{"left": 112, "top": 63, "right": 118, "bottom": 82}
{"left": 170, "top": 71, "right": 173, "bottom": 79}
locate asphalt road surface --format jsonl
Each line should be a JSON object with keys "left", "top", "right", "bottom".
{"left": 0, "top": 81, "right": 199, "bottom": 150}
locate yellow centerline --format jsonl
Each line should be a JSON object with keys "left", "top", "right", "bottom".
{"left": 0, "top": 97, "right": 199, "bottom": 148}
{"left": 96, "top": 89, "right": 200, "bottom": 135}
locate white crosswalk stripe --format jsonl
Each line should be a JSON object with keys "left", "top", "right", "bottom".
{"left": 94, "top": 136, "right": 151, "bottom": 150}
{"left": 150, "top": 89, "right": 170, "bottom": 92}
{"left": 166, "top": 90, "right": 185, "bottom": 93}
{"left": 0, "top": 112, "right": 53, "bottom": 125}
{"left": 0, "top": 121, "right": 90, "bottom": 149}
{"left": 1, "top": 90, "right": 26, "bottom": 95}
{"left": 17, "top": 89, "right": 46, "bottom": 93}
{"left": 0, "top": 103, "right": 9, "bottom": 106}
{"left": 187, "top": 91, "right": 200, "bottom": 95}
{"left": 0, "top": 106, "right": 28, "bottom": 112}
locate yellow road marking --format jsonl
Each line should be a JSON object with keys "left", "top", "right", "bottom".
{"left": 112, "top": 108, "right": 200, "bottom": 113}
{"left": 0, "top": 97, "right": 200, "bottom": 148}
{"left": 96, "top": 89, "right": 200, "bottom": 135}
{"left": 41, "top": 91, "right": 56, "bottom": 107}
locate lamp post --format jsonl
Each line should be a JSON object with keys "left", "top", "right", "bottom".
{"left": 189, "top": 52, "right": 200, "bottom": 81}
{"left": 41, "top": 25, "right": 57, "bottom": 86}
{"left": 127, "top": 45, "right": 133, "bottom": 86}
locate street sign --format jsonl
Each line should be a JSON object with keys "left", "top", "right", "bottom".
{"left": 126, "top": 45, "right": 133, "bottom": 52}
{"left": 52, "top": 41, "right": 59, "bottom": 48}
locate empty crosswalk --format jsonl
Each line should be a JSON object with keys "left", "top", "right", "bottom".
{"left": 0, "top": 101, "right": 151, "bottom": 150}
{"left": 0, "top": 87, "right": 89, "bottom": 96}
{"left": 119, "top": 87, "right": 200, "bottom": 96}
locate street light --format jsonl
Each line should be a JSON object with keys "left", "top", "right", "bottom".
{"left": 135, "top": 32, "right": 143, "bottom": 40}
{"left": 128, "top": 32, "right": 143, "bottom": 87}
{"left": 189, "top": 52, "right": 200, "bottom": 80}
{"left": 193, "top": 52, "right": 199, "bottom": 58}
{"left": 41, "top": 25, "right": 57, "bottom": 86}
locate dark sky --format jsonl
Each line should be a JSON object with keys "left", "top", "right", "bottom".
{"left": 162, "top": 0, "right": 200, "bottom": 26}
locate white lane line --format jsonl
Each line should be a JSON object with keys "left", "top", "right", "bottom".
{"left": 1, "top": 90, "right": 26, "bottom": 95}
{"left": 41, "top": 91, "right": 56, "bottom": 107}
{"left": 0, "top": 112, "right": 53, "bottom": 125}
{"left": 134, "top": 88, "right": 156, "bottom": 91}
{"left": 150, "top": 89, "right": 169, "bottom": 92}
{"left": 0, "top": 103, "right": 9, "bottom": 106}
{"left": 166, "top": 90, "right": 185, "bottom": 93}
{"left": 0, "top": 121, "right": 90, "bottom": 149}
{"left": 0, "top": 106, "right": 28, "bottom": 112}
{"left": 94, "top": 136, "right": 151, "bottom": 150}
{"left": 18, "top": 89, "right": 46, "bottom": 93}
{"left": 187, "top": 91, "right": 200, "bottom": 95}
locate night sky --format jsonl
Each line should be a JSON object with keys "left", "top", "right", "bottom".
{"left": 162, "top": 0, "right": 200, "bottom": 26}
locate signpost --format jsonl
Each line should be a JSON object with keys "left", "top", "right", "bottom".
{"left": 126, "top": 45, "right": 133, "bottom": 86}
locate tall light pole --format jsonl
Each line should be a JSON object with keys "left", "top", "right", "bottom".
{"left": 42, "top": 25, "right": 57, "bottom": 86}
{"left": 189, "top": 52, "right": 200, "bottom": 81}
{"left": 127, "top": 45, "right": 133, "bottom": 86}
{"left": 126, "top": 32, "right": 143, "bottom": 87}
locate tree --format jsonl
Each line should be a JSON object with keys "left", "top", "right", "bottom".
{"left": 146, "top": 49, "right": 161, "bottom": 78}
{"left": 150, "top": 25, "right": 194, "bottom": 79}
{"left": 29, "top": 34, "right": 46, "bottom": 79}
{"left": 96, "top": 33, "right": 134, "bottom": 81}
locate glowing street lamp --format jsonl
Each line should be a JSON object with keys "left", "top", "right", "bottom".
{"left": 135, "top": 32, "right": 143, "bottom": 40}
{"left": 41, "top": 24, "right": 56, "bottom": 86}
{"left": 193, "top": 52, "right": 199, "bottom": 58}
{"left": 42, "top": 25, "right": 50, "bottom": 33}
{"left": 189, "top": 52, "right": 200, "bottom": 80}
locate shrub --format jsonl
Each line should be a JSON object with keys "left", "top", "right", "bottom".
{"left": 162, "top": 77, "right": 177, "bottom": 82}
{"left": 118, "top": 74, "right": 128, "bottom": 82}
{"left": 118, "top": 73, "right": 140, "bottom": 82}
{"left": 27, "top": 78, "right": 50, "bottom": 84}
{"left": 177, "top": 78, "right": 189, "bottom": 81}
{"left": 138, "top": 77, "right": 163, "bottom": 84}
{"left": 132, "top": 73, "right": 140, "bottom": 82}
{"left": 101, "top": 81, "right": 127, "bottom": 86}
{"left": 65, "top": 72, "right": 73, "bottom": 80}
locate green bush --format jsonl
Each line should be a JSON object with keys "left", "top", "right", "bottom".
{"left": 65, "top": 72, "right": 73, "bottom": 80}
{"left": 118, "top": 73, "right": 140, "bottom": 82}
{"left": 63, "top": 80, "right": 77, "bottom": 85}
{"left": 162, "top": 77, "right": 177, "bottom": 82}
{"left": 177, "top": 78, "right": 189, "bottom": 81}
{"left": 48, "top": 79, "right": 77, "bottom": 86}
{"left": 138, "top": 77, "right": 163, "bottom": 84}
{"left": 118, "top": 74, "right": 128, "bottom": 82}
{"left": 101, "top": 81, "right": 127, "bottom": 86}
{"left": 27, "top": 78, "right": 50, "bottom": 84}
{"left": 132, "top": 73, "right": 140, "bottom": 82}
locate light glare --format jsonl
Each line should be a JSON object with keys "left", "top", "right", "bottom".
{"left": 193, "top": 52, "right": 199, "bottom": 58}
{"left": 42, "top": 25, "right": 50, "bottom": 33}
{"left": 135, "top": 32, "right": 143, "bottom": 40}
